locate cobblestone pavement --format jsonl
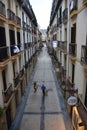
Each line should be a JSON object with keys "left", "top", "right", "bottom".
{"left": 11, "top": 45, "right": 72, "bottom": 130}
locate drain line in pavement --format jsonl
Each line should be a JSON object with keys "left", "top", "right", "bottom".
{"left": 40, "top": 95, "right": 45, "bottom": 130}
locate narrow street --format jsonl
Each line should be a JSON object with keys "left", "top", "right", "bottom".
{"left": 11, "top": 45, "right": 72, "bottom": 130}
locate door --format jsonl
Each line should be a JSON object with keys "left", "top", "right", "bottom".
{"left": 6, "top": 106, "right": 12, "bottom": 130}
{"left": 71, "top": 24, "right": 76, "bottom": 43}
{"left": 72, "top": 64, "right": 75, "bottom": 84}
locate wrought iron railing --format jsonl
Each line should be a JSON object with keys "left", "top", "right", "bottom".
{"left": 77, "top": 96, "right": 87, "bottom": 128}
{"left": 14, "top": 73, "right": 20, "bottom": 87}
{"left": 25, "top": 62, "right": 28, "bottom": 69}
{"left": 3, "top": 83, "right": 13, "bottom": 103}
{"left": 20, "top": 68, "right": 24, "bottom": 78}
{"left": 7, "top": 9, "right": 16, "bottom": 22}
{"left": 81, "top": 45, "right": 87, "bottom": 65}
{"left": 16, "top": 16, "right": 21, "bottom": 26}
{"left": 83, "top": 0, "right": 87, "bottom": 5}
{"left": 24, "top": 43, "right": 28, "bottom": 49}
{"left": 57, "top": 16, "right": 62, "bottom": 26}
{"left": 0, "top": 1, "right": 6, "bottom": 17}
{"left": 22, "top": 21, "right": 26, "bottom": 30}
{"left": 61, "top": 41, "right": 67, "bottom": 52}
{"left": 63, "top": 8, "right": 68, "bottom": 21}
{"left": 69, "top": 43, "right": 77, "bottom": 57}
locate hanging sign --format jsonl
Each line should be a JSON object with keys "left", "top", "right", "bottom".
{"left": 52, "top": 41, "right": 58, "bottom": 48}
{"left": 67, "top": 96, "right": 77, "bottom": 106}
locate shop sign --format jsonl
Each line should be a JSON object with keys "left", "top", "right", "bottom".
{"left": 52, "top": 41, "right": 58, "bottom": 48}
{"left": 67, "top": 96, "right": 77, "bottom": 106}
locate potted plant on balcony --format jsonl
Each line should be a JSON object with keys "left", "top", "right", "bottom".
{"left": 0, "top": 107, "right": 3, "bottom": 119}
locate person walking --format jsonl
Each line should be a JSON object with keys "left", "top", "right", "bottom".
{"left": 33, "top": 81, "right": 38, "bottom": 93}
{"left": 41, "top": 84, "right": 46, "bottom": 96}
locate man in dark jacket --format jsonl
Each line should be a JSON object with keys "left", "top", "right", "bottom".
{"left": 41, "top": 84, "right": 46, "bottom": 96}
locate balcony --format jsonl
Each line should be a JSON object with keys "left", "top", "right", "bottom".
{"left": 7, "top": 9, "right": 16, "bottom": 23}
{"left": 0, "top": 1, "right": 6, "bottom": 18}
{"left": 81, "top": 45, "right": 87, "bottom": 65}
{"left": 22, "top": 21, "right": 26, "bottom": 30}
{"left": 25, "top": 62, "right": 28, "bottom": 69}
{"left": 0, "top": 46, "right": 9, "bottom": 62}
{"left": 61, "top": 66, "right": 66, "bottom": 78}
{"left": 20, "top": 68, "right": 24, "bottom": 79}
{"left": 63, "top": 8, "right": 68, "bottom": 23}
{"left": 14, "top": 73, "right": 20, "bottom": 87}
{"left": 83, "top": 0, "right": 87, "bottom": 6}
{"left": 57, "top": 41, "right": 67, "bottom": 53}
{"left": 24, "top": 43, "right": 28, "bottom": 49}
{"left": 70, "top": 0, "right": 78, "bottom": 18}
{"left": 57, "top": 17, "right": 62, "bottom": 26}
{"left": 16, "top": 16, "right": 21, "bottom": 26}
{"left": 66, "top": 77, "right": 74, "bottom": 89}
{"left": 69, "top": 43, "right": 77, "bottom": 57}
{"left": 3, "top": 83, "right": 13, "bottom": 103}
{"left": 77, "top": 96, "right": 87, "bottom": 128}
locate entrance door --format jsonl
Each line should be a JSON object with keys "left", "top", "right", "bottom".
{"left": 6, "top": 106, "right": 12, "bottom": 130}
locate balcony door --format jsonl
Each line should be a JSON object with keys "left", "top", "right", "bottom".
{"left": 0, "top": 27, "right": 6, "bottom": 47}
{"left": 72, "top": 63, "right": 75, "bottom": 84}
{"left": 71, "top": 24, "right": 76, "bottom": 43}
{"left": 17, "top": 31, "right": 20, "bottom": 44}
{"left": 6, "top": 106, "right": 12, "bottom": 130}
{"left": 9, "top": 29, "right": 15, "bottom": 45}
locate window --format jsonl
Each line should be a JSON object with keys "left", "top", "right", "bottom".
{"left": 2, "top": 69, "right": 7, "bottom": 90}
{"left": 0, "top": 27, "right": 6, "bottom": 47}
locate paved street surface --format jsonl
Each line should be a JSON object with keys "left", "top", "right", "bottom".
{"left": 11, "top": 45, "right": 72, "bottom": 130}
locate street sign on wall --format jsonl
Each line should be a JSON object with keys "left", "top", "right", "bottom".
{"left": 67, "top": 96, "right": 78, "bottom": 106}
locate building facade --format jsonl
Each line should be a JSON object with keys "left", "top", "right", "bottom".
{"left": 0, "top": 0, "right": 40, "bottom": 130}
{"left": 48, "top": 0, "right": 87, "bottom": 129}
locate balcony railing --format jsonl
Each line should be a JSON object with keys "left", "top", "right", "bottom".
{"left": 7, "top": 9, "right": 16, "bottom": 23}
{"left": 61, "top": 41, "right": 67, "bottom": 52}
{"left": 0, "top": 46, "right": 9, "bottom": 62}
{"left": 81, "top": 45, "right": 87, "bottom": 65}
{"left": 70, "top": 0, "right": 77, "bottom": 14}
{"left": 14, "top": 73, "right": 20, "bottom": 87}
{"left": 16, "top": 16, "right": 21, "bottom": 26}
{"left": 3, "top": 83, "right": 13, "bottom": 103}
{"left": 57, "top": 16, "right": 62, "bottom": 26}
{"left": 83, "top": 0, "right": 87, "bottom": 6}
{"left": 63, "top": 8, "right": 68, "bottom": 22}
{"left": 66, "top": 77, "right": 74, "bottom": 88}
{"left": 0, "top": 1, "right": 6, "bottom": 17}
{"left": 25, "top": 62, "right": 28, "bottom": 69}
{"left": 24, "top": 43, "right": 28, "bottom": 49}
{"left": 58, "top": 41, "right": 67, "bottom": 52}
{"left": 10, "top": 45, "right": 20, "bottom": 56}
{"left": 69, "top": 43, "right": 77, "bottom": 57}
{"left": 61, "top": 66, "right": 66, "bottom": 78}
{"left": 20, "top": 68, "right": 24, "bottom": 78}
{"left": 22, "top": 21, "right": 26, "bottom": 30}
{"left": 77, "top": 96, "right": 87, "bottom": 128}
